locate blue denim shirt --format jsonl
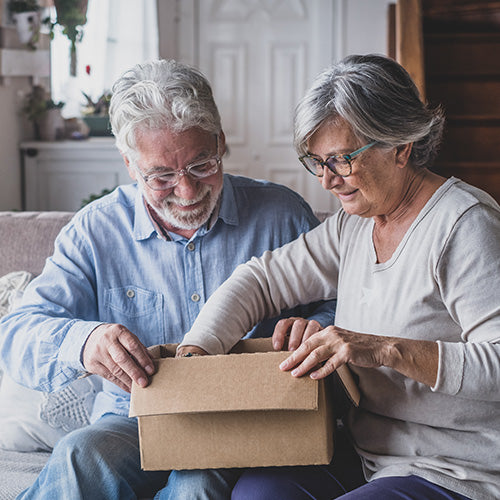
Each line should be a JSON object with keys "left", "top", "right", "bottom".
{"left": 0, "top": 174, "right": 335, "bottom": 419}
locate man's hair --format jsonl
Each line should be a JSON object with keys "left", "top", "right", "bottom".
{"left": 109, "top": 59, "right": 221, "bottom": 160}
{"left": 294, "top": 54, "right": 445, "bottom": 169}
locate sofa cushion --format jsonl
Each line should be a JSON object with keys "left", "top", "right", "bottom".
{"left": 0, "top": 270, "right": 102, "bottom": 452}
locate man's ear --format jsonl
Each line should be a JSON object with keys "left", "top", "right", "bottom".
{"left": 395, "top": 143, "right": 413, "bottom": 169}
{"left": 122, "top": 154, "right": 136, "bottom": 181}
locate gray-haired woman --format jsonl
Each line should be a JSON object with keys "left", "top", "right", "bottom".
{"left": 179, "top": 54, "right": 500, "bottom": 500}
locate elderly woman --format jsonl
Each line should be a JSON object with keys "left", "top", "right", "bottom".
{"left": 178, "top": 54, "right": 500, "bottom": 500}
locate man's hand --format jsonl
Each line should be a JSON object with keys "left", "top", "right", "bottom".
{"left": 176, "top": 345, "right": 208, "bottom": 357}
{"left": 82, "top": 323, "right": 155, "bottom": 393}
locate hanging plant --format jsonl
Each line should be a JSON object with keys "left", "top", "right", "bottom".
{"left": 51, "top": 0, "right": 89, "bottom": 76}
{"left": 8, "top": 0, "right": 41, "bottom": 50}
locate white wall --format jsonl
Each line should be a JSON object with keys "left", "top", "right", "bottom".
{"left": 0, "top": 0, "right": 393, "bottom": 211}
{"left": 0, "top": 82, "right": 34, "bottom": 211}
{"left": 339, "top": 0, "right": 392, "bottom": 58}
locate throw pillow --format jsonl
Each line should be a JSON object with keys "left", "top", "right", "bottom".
{"left": 0, "top": 270, "right": 32, "bottom": 317}
{"left": 0, "top": 374, "right": 101, "bottom": 452}
{"left": 0, "top": 272, "right": 102, "bottom": 452}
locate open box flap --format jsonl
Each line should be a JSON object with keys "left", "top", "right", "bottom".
{"left": 336, "top": 364, "right": 360, "bottom": 407}
{"left": 130, "top": 350, "right": 319, "bottom": 417}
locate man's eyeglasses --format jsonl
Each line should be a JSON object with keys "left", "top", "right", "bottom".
{"left": 134, "top": 136, "right": 221, "bottom": 191}
{"left": 299, "top": 142, "right": 376, "bottom": 178}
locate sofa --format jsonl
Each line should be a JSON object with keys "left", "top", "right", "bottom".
{"left": 0, "top": 211, "right": 103, "bottom": 499}
{"left": 0, "top": 208, "right": 333, "bottom": 498}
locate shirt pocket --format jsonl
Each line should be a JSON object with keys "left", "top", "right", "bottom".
{"left": 103, "top": 286, "right": 164, "bottom": 345}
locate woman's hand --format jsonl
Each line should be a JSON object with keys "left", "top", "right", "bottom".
{"left": 272, "top": 317, "right": 323, "bottom": 351}
{"left": 279, "top": 325, "right": 439, "bottom": 387}
{"left": 176, "top": 345, "right": 209, "bottom": 358}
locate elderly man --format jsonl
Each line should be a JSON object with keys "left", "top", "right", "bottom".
{"left": 0, "top": 59, "right": 334, "bottom": 499}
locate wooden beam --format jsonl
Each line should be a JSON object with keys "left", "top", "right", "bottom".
{"left": 396, "top": 0, "right": 426, "bottom": 100}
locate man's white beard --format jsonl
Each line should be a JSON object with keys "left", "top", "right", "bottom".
{"left": 142, "top": 182, "right": 222, "bottom": 230}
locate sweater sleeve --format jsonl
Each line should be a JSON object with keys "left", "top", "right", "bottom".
{"left": 433, "top": 203, "right": 500, "bottom": 400}
{"left": 180, "top": 215, "right": 342, "bottom": 354}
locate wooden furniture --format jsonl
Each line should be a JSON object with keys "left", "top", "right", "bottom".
{"left": 390, "top": 0, "right": 500, "bottom": 202}
{"left": 21, "top": 139, "right": 129, "bottom": 211}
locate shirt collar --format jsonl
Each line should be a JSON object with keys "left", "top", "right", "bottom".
{"left": 132, "top": 175, "right": 239, "bottom": 241}
{"left": 217, "top": 174, "right": 239, "bottom": 226}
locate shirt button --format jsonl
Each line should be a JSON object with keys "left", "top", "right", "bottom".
{"left": 187, "top": 242, "right": 195, "bottom": 251}
{"left": 126, "top": 289, "right": 135, "bottom": 298}
{"left": 191, "top": 293, "right": 200, "bottom": 302}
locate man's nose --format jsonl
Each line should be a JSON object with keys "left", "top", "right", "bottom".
{"left": 173, "top": 171, "right": 199, "bottom": 198}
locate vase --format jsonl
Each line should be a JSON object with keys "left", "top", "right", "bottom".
{"left": 36, "top": 108, "right": 65, "bottom": 142}
{"left": 12, "top": 11, "right": 40, "bottom": 48}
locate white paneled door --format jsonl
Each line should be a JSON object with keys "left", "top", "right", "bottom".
{"left": 178, "top": 0, "right": 342, "bottom": 212}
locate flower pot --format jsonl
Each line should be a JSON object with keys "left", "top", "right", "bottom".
{"left": 12, "top": 11, "right": 40, "bottom": 47}
{"left": 82, "top": 115, "right": 112, "bottom": 137}
{"left": 36, "top": 108, "right": 65, "bottom": 141}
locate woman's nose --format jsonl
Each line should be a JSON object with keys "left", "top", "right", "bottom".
{"left": 320, "top": 166, "right": 343, "bottom": 191}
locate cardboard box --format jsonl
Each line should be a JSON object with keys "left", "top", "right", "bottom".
{"left": 129, "top": 337, "right": 360, "bottom": 471}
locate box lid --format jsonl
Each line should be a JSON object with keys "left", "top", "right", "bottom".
{"left": 130, "top": 350, "right": 319, "bottom": 417}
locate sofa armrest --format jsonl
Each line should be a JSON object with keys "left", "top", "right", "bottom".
{"left": 0, "top": 211, "right": 74, "bottom": 277}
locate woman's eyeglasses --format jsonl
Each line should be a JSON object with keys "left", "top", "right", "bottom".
{"left": 299, "top": 142, "right": 376, "bottom": 178}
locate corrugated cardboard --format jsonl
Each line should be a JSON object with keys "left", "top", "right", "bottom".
{"left": 129, "top": 337, "right": 360, "bottom": 471}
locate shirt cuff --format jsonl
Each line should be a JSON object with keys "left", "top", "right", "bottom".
{"left": 432, "top": 340, "right": 465, "bottom": 395}
{"left": 58, "top": 320, "right": 105, "bottom": 372}
{"left": 179, "top": 331, "right": 227, "bottom": 355}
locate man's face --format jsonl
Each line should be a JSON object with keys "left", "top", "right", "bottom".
{"left": 127, "top": 127, "right": 224, "bottom": 232}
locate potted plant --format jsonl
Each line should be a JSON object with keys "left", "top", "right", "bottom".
{"left": 8, "top": 0, "right": 41, "bottom": 49}
{"left": 81, "top": 90, "right": 112, "bottom": 136}
{"left": 46, "top": 0, "right": 88, "bottom": 76}
{"left": 22, "top": 85, "right": 65, "bottom": 141}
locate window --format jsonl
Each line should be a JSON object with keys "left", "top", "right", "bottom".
{"left": 51, "top": 0, "right": 159, "bottom": 118}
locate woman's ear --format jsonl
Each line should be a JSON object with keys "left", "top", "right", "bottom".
{"left": 219, "top": 130, "right": 227, "bottom": 157}
{"left": 395, "top": 143, "right": 413, "bottom": 169}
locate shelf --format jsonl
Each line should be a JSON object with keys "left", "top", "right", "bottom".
{"left": 0, "top": 48, "right": 49, "bottom": 79}
{"left": 20, "top": 138, "right": 116, "bottom": 150}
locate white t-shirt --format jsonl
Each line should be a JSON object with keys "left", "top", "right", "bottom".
{"left": 182, "top": 178, "right": 500, "bottom": 500}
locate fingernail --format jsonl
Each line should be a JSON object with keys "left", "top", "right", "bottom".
{"left": 145, "top": 364, "right": 154, "bottom": 375}
{"left": 279, "top": 360, "right": 288, "bottom": 370}
{"left": 138, "top": 377, "right": 147, "bottom": 387}
{"left": 291, "top": 369, "right": 299, "bottom": 376}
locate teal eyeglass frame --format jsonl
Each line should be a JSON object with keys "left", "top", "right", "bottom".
{"left": 299, "top": 142, "right": 377, "bottom": 178}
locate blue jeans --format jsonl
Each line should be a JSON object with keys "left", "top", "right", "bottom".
{"left": 17, "top": 414, "right": 241, "bottom": 500}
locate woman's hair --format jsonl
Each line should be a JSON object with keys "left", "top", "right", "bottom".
{"left": 294, "top": 54, "right": 445, "bottom": 169}
{"left": 109, "top": 59, "right": 221, "bottom": 159}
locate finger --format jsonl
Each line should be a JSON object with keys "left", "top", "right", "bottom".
{"left": 93, "top": 361, "right": 133, "bottom": 393}
{"left": 107, "top": 341, "right": 150, "bottom": 388}
{"left": 289, "top": 347, "right": 328, "bottom": 377}
{"left": 288, "top": 318, "right": 309, "bottom": 351}
{"left": 272, "top": 318, "right": 293, "bottom": 351}
{"left": 301, "top": 320, "right": 323, "bottom": 343}
{"left": 118, "top": 331, "right": 155, "bottom": 375}
{"left": 279, "top": 339, "right": 313, "bottom": 372}
{"left": 176, "top": 345, "right": 208, "bottom": 357}
{"left": 309, "top": 357, "right": 339, "bottom": 380}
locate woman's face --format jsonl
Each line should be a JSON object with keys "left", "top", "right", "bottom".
{"left": 307, "top": 119, "right": 404, "bottom": 218}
